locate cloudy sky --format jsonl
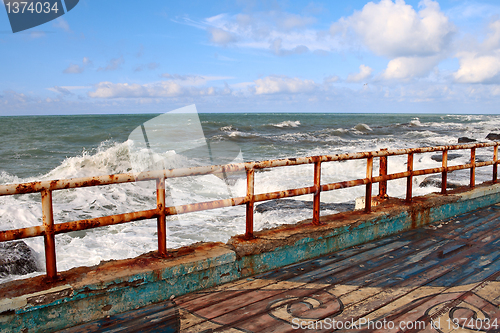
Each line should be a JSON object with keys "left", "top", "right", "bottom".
{"left": 2, "top": 0, "right": 500, "bottom": 115}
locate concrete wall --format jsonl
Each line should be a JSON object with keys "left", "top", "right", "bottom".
{"left": 2, "top": 182, "right": 500, "bottom": 332}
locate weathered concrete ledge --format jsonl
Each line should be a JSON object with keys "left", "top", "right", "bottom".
{"left": 2, "top": 182, "right": 500, "bottom": 332}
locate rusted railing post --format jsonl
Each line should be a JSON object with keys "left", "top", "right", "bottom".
{"left": 312, "top": 160, "right": 321, "bottom": 225}
{"left": 406, "top": 153, "right": 413, "bottom": 202}
{"left": 494, "top": 145, "right": 498, "bottom": 183}
{"left": 245, "top": 168, "right": 255, "bottom": 239}
{"left": 470, "top": 148, "right": 476, "bottom": 188}
{"left": 441, "top": 150, "right": 448, "bottom": 194}
{"left": 156, "top": 177, "right": 167, "bottom": 257}
{"left": 379, "top": 149, "right": 388, "bottom": 199}
{"left": 365, "top": 156, "right": 373, "bottom": 213}
{"left": 41, "top": 189, "right": 57, "bottom": 279}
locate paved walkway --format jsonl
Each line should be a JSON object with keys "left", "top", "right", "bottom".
{"left": 61, "top": 204, "right": 500, "bottom": 332}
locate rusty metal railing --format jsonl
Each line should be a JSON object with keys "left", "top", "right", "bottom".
{"left": 0, "top": 142, "right": 499, "bottom": 280}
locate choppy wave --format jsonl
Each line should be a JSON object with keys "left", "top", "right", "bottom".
{"left": 272, "top": 120, "right": 301, "bottom": 128}
{"left": 353, "top": 123, "right": 373, "bottom": 132}
{"left": 219, "top": 124, "right": 255, "bottom": 138}
{"left": 409, "top": 117, "right": 422, "bottom": 127}
{"left": 220, "top": 125, "right": 236, "bottom": 132}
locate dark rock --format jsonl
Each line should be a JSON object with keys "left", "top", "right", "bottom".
{"left": 255, "top": 199, "right": 354, "bottom": 214}
{"left": 430, "top": 153, "right": 462, "bottom": 162}
{"left": 419, "top": 175, "right": 461, "bottom": 189}
{"left": 458, "top": 137, "right": 476, "bottom": 143}
{"left": 486, "top": 133, "right": 500, "bottom": 141}
{"left": 0, "top": 241, "right": 38, "bottom": 277}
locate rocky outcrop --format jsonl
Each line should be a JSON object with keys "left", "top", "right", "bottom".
{"left": 458, "top": 137, "right": 476, "bottom": 143}
{"left": 255, "top": 199, "right": 354, "bottom": 214}
{"left": 486, "top": 133, "right": 500, "bottom": 141}
{"left": 0, "top": 241, "right": 38, "bottom": 277}
{"left": 430, "top": 153, "right": 462, "bottom": 162}
{"left": 419, "top": 175, "right": 462, "bottom": 189}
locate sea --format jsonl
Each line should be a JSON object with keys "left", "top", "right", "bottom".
{"left": 1, "top": 111, "right": 499, "bottom": 282}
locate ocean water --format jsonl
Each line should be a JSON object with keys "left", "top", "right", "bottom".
{"left": 1, "top": 112, "right": 499, "bottom": 282}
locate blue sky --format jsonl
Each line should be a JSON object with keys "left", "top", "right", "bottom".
{"left": 2, "top": 0, "right": 500, "bottom": 115}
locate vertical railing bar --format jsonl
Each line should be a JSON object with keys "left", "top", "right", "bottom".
{"left": 441, "top": 150, "right": 448, "bottom": 195}
{"left": 41, "top": 189, "right": 57, "bottom": 279}
{"left": 365, "top": 156, "right": 373, "bottom": 213}
{"left": 312, "top": 160, "right": 321, "bottom": 225}
{"left": 156, "top": 177, "right": 167, "bottom": 257}
{"left": 245, "top": 168, "right": 255, "bottom": 239}
{"left": 406, "top": 153, "right": 414, "bottom": 202}
{"left": 379, "top": 148, "right": 388, "bottom": 199}
{"left": 470, "top": 147, "right": 476, "bottom": 188}
{"left": 494, "top": 145, "right": 498, "bottom": 183}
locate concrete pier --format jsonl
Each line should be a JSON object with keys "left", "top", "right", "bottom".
{"left": 2, "top": 182, "right": 500, "bottom": 332}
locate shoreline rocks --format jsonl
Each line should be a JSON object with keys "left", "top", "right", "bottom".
{"left": 419, "top": 175, "right": 462, "bottom": 189}
{"left": 431, "top": 153, "right": 462, "bottom": 162}
{"left": 486, "top": 133, "right": 500, "bottom": 141}
{"left": 458, "top": 137, "right": 476, "bottom": 143}
{"left": 0, "top": 241, "right": 38, "bottom": 277}
{"left": 255, "top": 199, "right": 355, "bottom": 214}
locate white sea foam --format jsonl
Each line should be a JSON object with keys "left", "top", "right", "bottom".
{"left": 273, "top": 120, "right": 301, "bottom": 128}
{"left": 333, "top": 128, "right": 349, "bottom": 134}
{"left": 353, "top": 123, "right": 373, "bottom": 132}
{"left": 220, "top": 125, "right": 236, "bottom": 132}
{"left": 409, "top": 117, "right": 422, "bottom": 127}
{"left": 228, "top": 131, "right": 245, "bottom": 137}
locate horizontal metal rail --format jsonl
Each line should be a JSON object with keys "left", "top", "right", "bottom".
{"left": 0, "top": 142, "right": 498, "bottom": 280}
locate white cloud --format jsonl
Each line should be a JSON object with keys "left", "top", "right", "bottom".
{"left": 254, "top": 76, "right": 317, "bottom": 94}
{"left": 88, "top": 76, "right": 233, "bottom": 99}
{"left": 88, "top": 81, "right": 183, "bottom": 98}
{"left": 344, "top": 0, "right": 455, "bottom": 58}
{"left": 482, "top": 20, "right": 500, "bottom": 51}
{"left": 453, "top": 20, "right": 500, "bottom": 84}
{"left": 180, "top": 1, "right": 454, "bottom": 80}
{"left": 454, "top": 52, "right": 500, "bottom": 83}
{"left": 330, "top": 0, "right": 455, "bottom": 80}
{"left": 382, "top": 56, "right": 440, "bottom": 79}
{"left": 347, "top": 65, "right": 373, "bottom": 82}
{"left": 182, "top": 12, "right": 333, "bottom": 55}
